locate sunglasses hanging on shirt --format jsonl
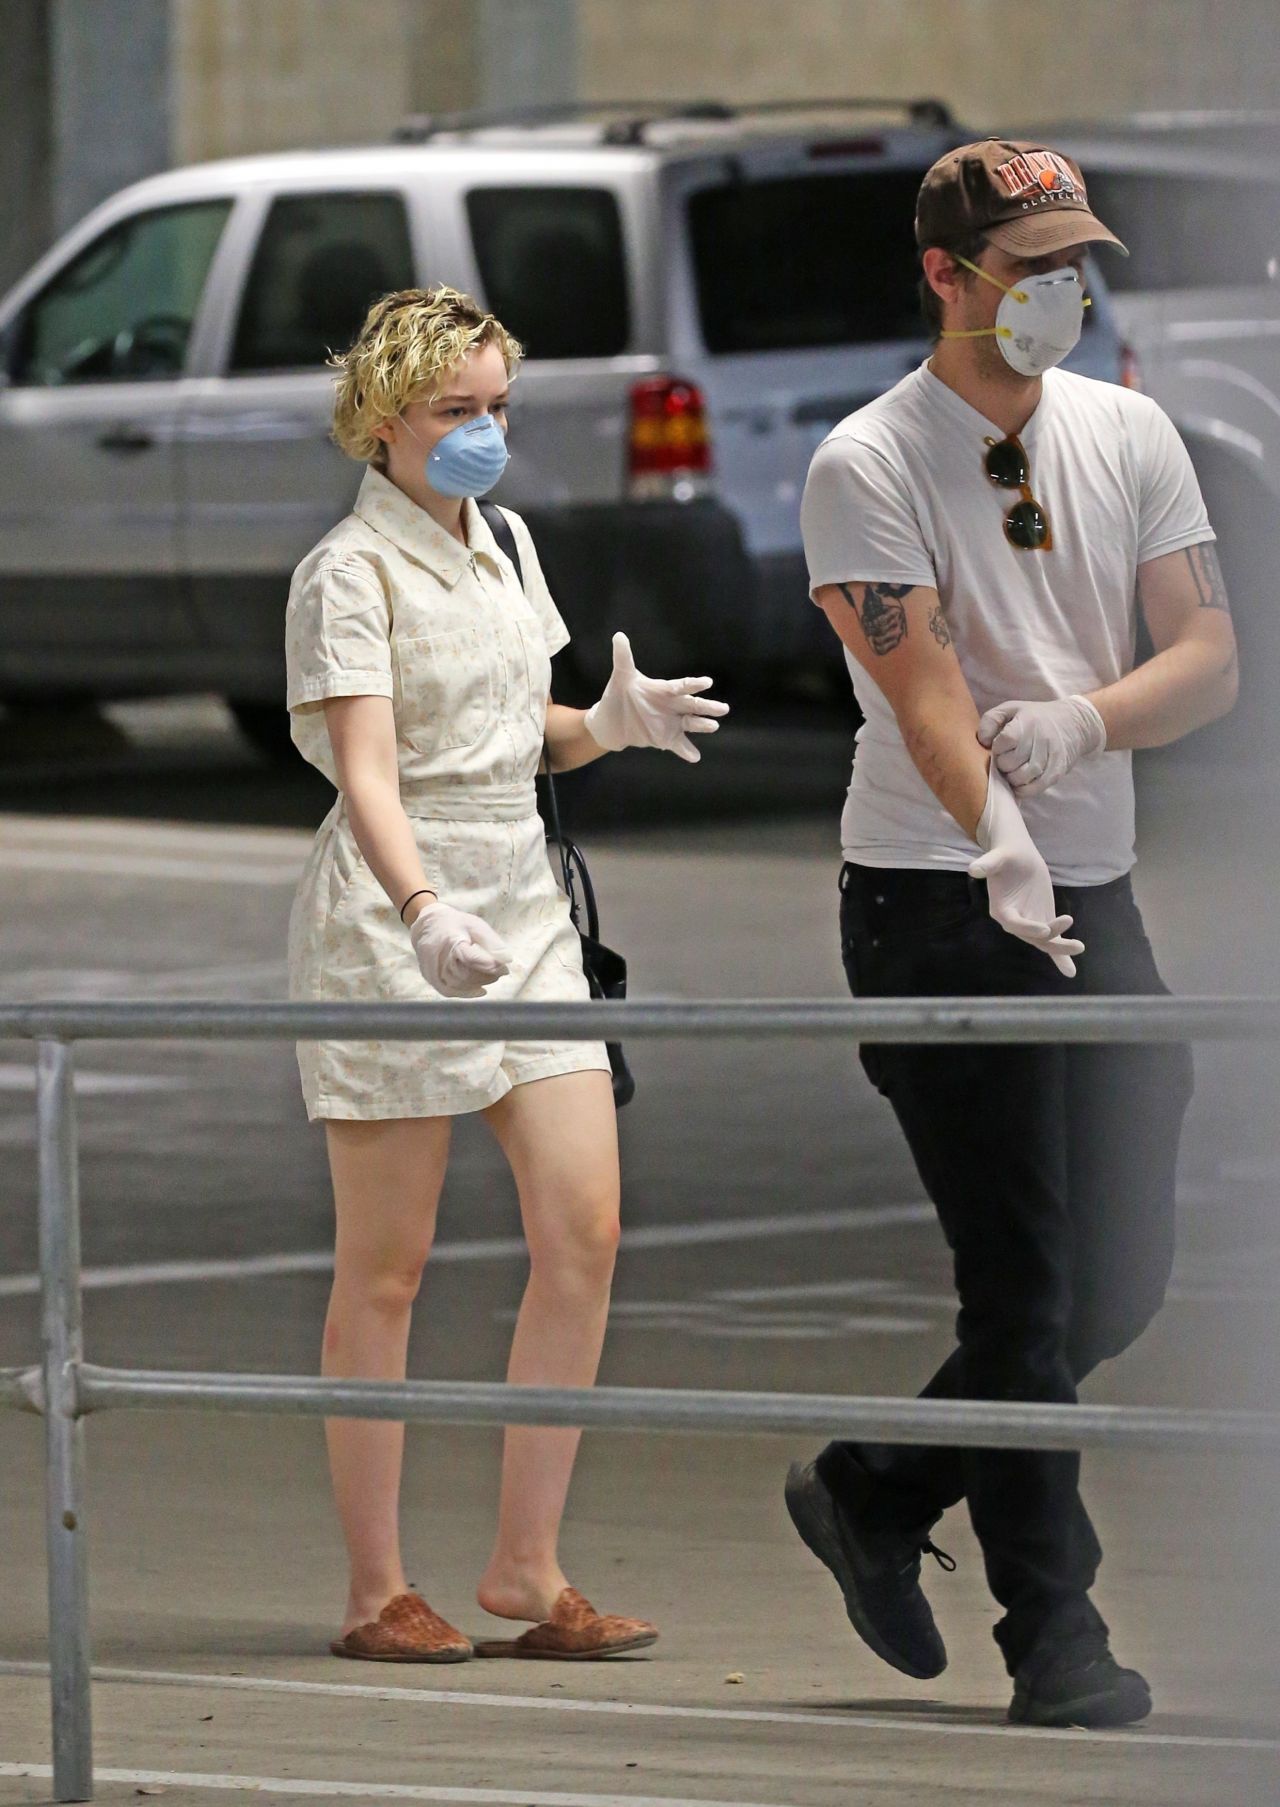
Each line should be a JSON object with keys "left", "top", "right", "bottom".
{"left": 984, "top": 434, "right": 1054, "bottom": 552}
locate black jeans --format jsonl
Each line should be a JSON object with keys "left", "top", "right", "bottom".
{"left": 824, "top": 864, "right": 1194, "bottom": 1671}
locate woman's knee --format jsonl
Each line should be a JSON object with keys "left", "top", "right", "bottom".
{"left": 332, "top": 1244, "right": 433, "bottom": 1320}
{"left": 527, "top": 1192, "right": 621, "bottom": 1290}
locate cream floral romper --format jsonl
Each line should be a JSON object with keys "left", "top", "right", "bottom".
{"left": 285, "top": 466, "right": 609, "bottom": 1120}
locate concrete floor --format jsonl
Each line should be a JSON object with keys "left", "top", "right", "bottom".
{"left": 0, "top": 715, "right": 1277, "bottom": 1805}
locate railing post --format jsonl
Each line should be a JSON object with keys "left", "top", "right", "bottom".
{"left": 37, "top": 1039, "right": 93, "bottom": 1803}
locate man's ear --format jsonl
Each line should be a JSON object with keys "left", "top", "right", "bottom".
{"left": 371, "top": 419, "right": 395, "bottom": 446}
{"left": 922, "top": 246, "right": 968, "bottom": 313}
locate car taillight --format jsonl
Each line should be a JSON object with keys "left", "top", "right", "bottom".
{"left": 628, "top": 376, "right": 712, "bottom": 500}
{"left": 1120, "top": 344, "right": 1143, "bottom": 391}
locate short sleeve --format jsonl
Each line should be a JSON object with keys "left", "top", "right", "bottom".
{"left": 801, "top": 435, "right": 936, "bottom": 602}
{"left": 1133, "top": 396, "right": 1215, "bottom": 564}
{"left": 501, "top": 508, "right": 571, "bottom": 655}
{"left": 285, "top": 555, "right": 393, "bottom": 714}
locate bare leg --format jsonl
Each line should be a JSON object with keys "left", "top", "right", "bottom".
{"left": 475, "top": 1069, "right": 620, "bottom": 1622}
{"left": 323, "top": 1114, "right": 451, "bottom": 1635}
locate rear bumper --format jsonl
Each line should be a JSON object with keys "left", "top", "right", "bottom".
{"left": 520, "top": 499, "right": 820, "bottom": 690}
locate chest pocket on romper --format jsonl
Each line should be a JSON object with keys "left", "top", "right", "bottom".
{"left": 395, "top": 626, "right": 494, "bottom": 755}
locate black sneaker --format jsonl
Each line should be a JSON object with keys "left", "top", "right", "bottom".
{"left": 784, "top": 1457, "right": 954, "bottom": 1680}
{"left": 1009, "top": 1630, "right": 1152, "bottom": 1728}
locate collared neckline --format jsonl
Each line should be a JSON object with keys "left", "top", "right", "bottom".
{"left": 352, "top": 466, "right": 506, "bottom": 589}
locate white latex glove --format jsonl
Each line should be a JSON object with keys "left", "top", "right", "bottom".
{"left": 408, "top": 900, "right": 512, "bottom": 999}
{"left": 583, "top": 631, "right": 729, "bottom": 763}
{"left": 968, "top": 767, "right": 1085, "bottom": 977}
{"left": 976, "top": 695, "right": 1106, "bottom": 798}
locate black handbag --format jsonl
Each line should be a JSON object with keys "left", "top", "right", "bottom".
{"left": 477, "top": 502, "right": 636, "bottom": 1108}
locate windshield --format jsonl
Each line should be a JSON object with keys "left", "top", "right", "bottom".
{"left": 686, "top": 168, "right": 928, "bottom": 354}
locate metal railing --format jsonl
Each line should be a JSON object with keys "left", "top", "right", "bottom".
{"left": 3, "top": 996, "right": 1279, "bottom": 1803}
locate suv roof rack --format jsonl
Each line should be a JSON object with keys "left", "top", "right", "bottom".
{"left": 392, "top": 96, "right": 955, "bottom": 146}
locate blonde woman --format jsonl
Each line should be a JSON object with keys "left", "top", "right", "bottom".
{"left": 285, "top": 286, "right": 726, "bottom": 1662}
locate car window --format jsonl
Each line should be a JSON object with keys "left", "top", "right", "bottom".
{"left": 687, "top": 170, "right": 927, "bottom": 354}
{"left": 466, "top": 187, "right": 629, "bottom": 358}
{"left": 229, "top": 192, "right": 414, "bottom": 372}
{"left": 8, "top": 200, "right": 232, "bottom": 386}
{"left": 1082, "top": 171, "right": 1280, "bottom": 291}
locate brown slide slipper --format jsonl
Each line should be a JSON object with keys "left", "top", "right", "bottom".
{"left": 473, "top": 1585, "right": 658, "bottom": 1660}
{"left": 330, "top": 1591, "right": 473, "bottom": 1663}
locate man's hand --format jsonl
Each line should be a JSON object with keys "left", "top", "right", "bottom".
{"left": 976, "top": 695, "right": 1106, "bottom": 797}
{"left": 969, "top": 769, "right": 1084, "bottom": 976}
{"left": 584, "top": 632, "right": 728, "bottom": 763}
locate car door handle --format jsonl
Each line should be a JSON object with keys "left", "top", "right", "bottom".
{"left": 97, "top": 426, "right": 155, "bottom": 453}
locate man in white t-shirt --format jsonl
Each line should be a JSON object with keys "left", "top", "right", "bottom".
{"left": 785, "top": 139, "right": 1237, "bottom": 1729}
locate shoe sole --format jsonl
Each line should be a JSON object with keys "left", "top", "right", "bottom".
{"left": 1009, "top": 1679, "right": 1153, "bottom": 1729}
{"left": 329, "top": 1642, "right": 473, "bottom": 1662}
{"left": 472, "top": 1632, "right": 658, "bottom": 1660}
{"left": 785, "top": 1461, "right": 944, "bottom": 1681}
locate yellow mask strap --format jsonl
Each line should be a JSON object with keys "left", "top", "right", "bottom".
{"left": 954, "top": 253, "right": 1030, "bottom": 304}
{"left": 937, "top": 253, "right": 1024, "bottom": 341}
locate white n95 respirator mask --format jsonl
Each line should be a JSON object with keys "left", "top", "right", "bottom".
{"left": 941, "top": 256, "right": 1088, "bottom": 378}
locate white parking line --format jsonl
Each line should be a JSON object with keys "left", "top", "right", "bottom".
{"left": 0, "top": 813, "right": 311, "bottom": 859}
{"left": 0, "top": 1204, "right": 935, "bottom": 1299}
{"left": 1, "top": 1662, "right": 1275, "bottom": 1754}
{"left": 0, "top": 1764, "right": 788, "bottom": 1807}
{"left": 0, "top": 847, "right": 301, "bottom": 885}
{"left": 0, "top": 958, "right": 290, "bottom": 1001}
{"left": 0, "top": 1063, "right": 188, "bottom": 1095}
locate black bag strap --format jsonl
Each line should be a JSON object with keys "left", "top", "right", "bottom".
{"left": 477, "top": 499, "right": 522, "bottom": 586}
{"left": 477, "top": 499, "right": 583, "bottom": 925}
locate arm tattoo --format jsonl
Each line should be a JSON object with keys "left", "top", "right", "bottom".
{"left": 1185, "top": 542, "right": 1231, "bottom": 612}
{"left": 837, "top": 580, "right": 911, "bottom": 656}
{"left": 928, "top": 603, "right": 953, "bottom": 648}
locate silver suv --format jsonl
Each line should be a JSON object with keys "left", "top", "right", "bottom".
{"left": 0, "top": 100, "right": 1125, "bottom": 745}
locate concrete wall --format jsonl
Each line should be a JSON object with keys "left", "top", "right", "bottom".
{"left": 170, "top": 0, "right": 580, "bottom": 162}
{"left": 577, "top": 0, "right": 1280, "bottom": 127}
{"left": 3, "top": 0, "right": 1277, "bottom": 298}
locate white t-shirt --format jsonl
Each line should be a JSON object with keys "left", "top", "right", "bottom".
{"left": 801, "top": 363, "right": 1214, "bottom": 884}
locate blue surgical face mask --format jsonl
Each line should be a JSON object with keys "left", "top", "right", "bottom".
{"left": 404, "top": 413, "right": 510, "bottom": 498}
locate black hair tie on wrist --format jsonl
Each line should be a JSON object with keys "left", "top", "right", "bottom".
{"left": 398, "top": 888, "right": 437, "bottom": 924}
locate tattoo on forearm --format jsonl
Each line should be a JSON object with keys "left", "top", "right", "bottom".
{"left": 928, "top": 604, "right": 953, "bottom": 648}
{"left": 837, "top": 580, "right": 911, "bottom": 656}
{"left": 1185, "top": 542, "right": 1231, "bottom": 612}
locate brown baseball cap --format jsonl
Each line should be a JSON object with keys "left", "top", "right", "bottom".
{"left": 915, "top": 138, "right": 1127, "bottom": 256}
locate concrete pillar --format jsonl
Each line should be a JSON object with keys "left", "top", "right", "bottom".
{"left": 0, "top": 0, "right": 52, "bottom": 292}
{"left": 48, "top": 0, "right": 172, "bottom": 234}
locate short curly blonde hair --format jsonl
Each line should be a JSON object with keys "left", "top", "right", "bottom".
{"left": 330, "top": 285, "right": 523, "bottom": 466}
